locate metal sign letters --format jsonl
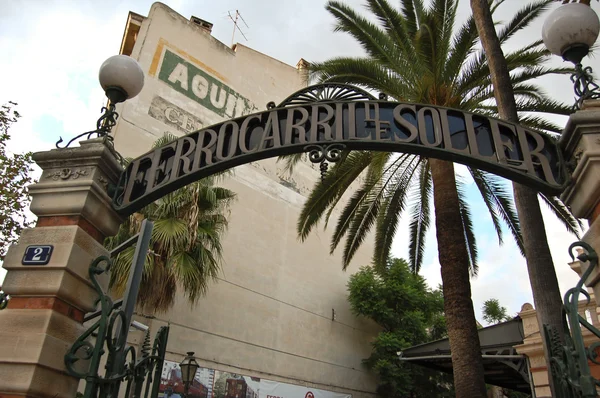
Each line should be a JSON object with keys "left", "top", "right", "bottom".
{"left": 112, "top": 84, "right": 568, "bottom": 215}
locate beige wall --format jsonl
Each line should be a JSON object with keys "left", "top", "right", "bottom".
{"left": 110, "top": 3, "right": 379, "bottom": 397}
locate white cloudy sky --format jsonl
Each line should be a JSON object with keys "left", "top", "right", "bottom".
{"left": 1, "top": 0, "right": 598, "bottom": 325}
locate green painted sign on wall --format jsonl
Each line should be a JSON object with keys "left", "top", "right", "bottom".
{"left": 148, "top": 95, "right": 204, "bottom": 133}
{"left": 158, "top": 49, "right": 256, "bottom": 118}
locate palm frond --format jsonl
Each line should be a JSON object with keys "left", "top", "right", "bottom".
{"left": 497, "top": 0, "right": 552, "bottom": 44}
{"left": 366, "top": 0, "right": 421, "bottom": 67}
{"left": 106, "top": 136, "right": 234, "bottom": 314}
{"left": 539, "top": 194, "right": 582, "bottom": 238}
{"left": 151, "top": 132, "right": 179, "bottom": 150}
{"left": 310, "top": 57, "right": 416, "bottom": 99}
{"left": 323, "top": 151, "right": 379, "bottom": 228}
{"left": 445, "top": 15, "right": 478, "bottom": 84}
{"left": 408, "top": 161, "right": 432, "bottom": 273}
{"left": 332, "top": 154, "right": 401, "bottom": 264}
{"left": 341, "top": 187, "right": 383, "bottom": 269}
{"left": 467, "top": 168, "right": 504, "bottom": 246}
{"left": 456, "top": 177, "right": 478, "bottom": 276}
{"left": 297, "top": 151, "right": 373, "bottom": 240}
{"left": 515, "top": 98, "right": 573, "bottom": 116}
{"left": 326, "top": 1, "right": 406, "bottom": 75}
{"left": 431, "top": 0, "right": 459, "bottom": 78}
{"left": 470, "top": 169, "right": 525, "bottom": 256}
{"left": 331, "top": 181, "right": 377, "bottom": 259}
{"left": 517, "top": 115, "right": 565, "bottom": 134}
{"left": 373, "top": 155, "right": 421, "bottom": 270}
{"left": 152, "top": 218, "right": 189, "bottom": 253}
{"left": 400, "top": 0, "right": 423, "bottom": 37}
{"left": 510, "top": 66, "right": 573, "bottom": 86}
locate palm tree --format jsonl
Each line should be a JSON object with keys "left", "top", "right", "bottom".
{"left": 293, "top": 0, "right": 580, "bottom": 395}
{"left": 105, "top": 134, "right": 236, "bottom": 314}
{"left": 469, "top": 1, "right": 573, "bottom": 394}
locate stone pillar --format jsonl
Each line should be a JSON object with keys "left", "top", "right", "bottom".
{"left": 514, "top": 303, "right": 550, "bottom": 398}
{"left": 0, "top": 139, "right": 124, "bottom": 398}
{"left": 516, "top": 296, "right": 600, "bottom": 398}
{"left": 560, "top": 99, "right": 600, "bottom": 304}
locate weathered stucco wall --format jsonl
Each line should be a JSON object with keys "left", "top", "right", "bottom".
{"left": 111, "top": 3, "right": 379, "bottom": 397}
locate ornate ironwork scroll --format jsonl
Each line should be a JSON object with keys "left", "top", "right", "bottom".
{"left": 572, "top": 64, "right": 600, "bottom": 110}
{"left": 544, "top": 241, "right": 600, "bottom": 398}
{"left": 56, "top": 103, "right": 120, "bottom": 149}
{"left": 64, "top": 254, "right": 169, "bottom": 398}
{"left": 277, "top": 83, "right": 376, "bottom": 107}
{"left": 305, "top": 143, "right": 346, "bottom": 181}
{"left": 113, "top": 83, "right": 569, "bottom": 215}
{"left": 305, "top": 143, "right": 346, "bottom": 164}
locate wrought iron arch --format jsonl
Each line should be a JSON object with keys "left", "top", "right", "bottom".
{"left": 276, "top": 83, "right": 376, "bottom": 108}
{"left": 111, "top": 83, "right": 570, "bottom": 215}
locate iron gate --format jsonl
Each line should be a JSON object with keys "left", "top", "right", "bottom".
{"left": 545, "top": 241, "right": 600, "bottom": 398}
{"left": 63, "top": 219, "right": 170, "bottom": 398}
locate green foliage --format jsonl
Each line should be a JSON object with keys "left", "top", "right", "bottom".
{"left": 0, "top": 102, "right": 34, "bottom": 260}
{"left": 505, "top": 390, "right": 531, "bottom": 398}
{"left": 293, "top": 0, "right": 580, "bottom": 273}
{"left": 347, "top": 258, "right": 453, "bottom": 397}
{"left": 105, "top": 134, "right": 236, "bottom": 313}
{"left": 482, "top": 298, "right": 512, "bottom": 325}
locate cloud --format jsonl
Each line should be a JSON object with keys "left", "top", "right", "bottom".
{"left": 0, "top": 2, "right": 129, "bottom": 155}
{"left": 0, "top": 1, "right": 131, "bottom": 284}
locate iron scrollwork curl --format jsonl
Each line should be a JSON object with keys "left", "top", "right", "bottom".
{"left": 56, "top": 103, "right": 119, "bottom": 149}
{"left": 544, "top": 241, "right": 600, "bottom": 398}
{"left": 572, "top": 64, "right": 600, "bottom": 110}
{"left": 305, "top": 143, "right": 346, "bottom": 164}
{"left": 277, "top": 83, "right": 376, "bottom": 108}
{"left": 64, "top": 254, "right": 170, "bottom": 398}
{"left": 305, "top": 144, "right": 346, "bottom": 182}
{"left": 64, "top": 256, "right": 114, "bottom": 380}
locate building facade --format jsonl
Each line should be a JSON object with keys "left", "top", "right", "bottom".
{"left": 111, "top": 3, "right": 379, "bottom": 398}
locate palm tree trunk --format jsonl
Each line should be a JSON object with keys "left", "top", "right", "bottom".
{"left": 469, "top": 1, "right": 565, "bottom": 395}
{"left": 429, "top": 158, "right": 487, "bottom": 398}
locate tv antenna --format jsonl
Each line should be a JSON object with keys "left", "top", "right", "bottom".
{"left": 228, "top": 10, "right": 248, "bottom": 46}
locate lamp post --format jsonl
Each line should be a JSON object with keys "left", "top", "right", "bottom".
{"left": 180, "top": 352, "right": 200, "bottom": 398}
{"left": 542, "top": 2, "right": 600, "bottom": 109}
{"left": 56, "top": 54, "right": 144, "bottom": 148}
{"left": 57, "top": 54, "right": 156, "bottom": 398}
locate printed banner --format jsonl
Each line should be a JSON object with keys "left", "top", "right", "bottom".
{"left": 158, "top": 360, "right": 350, "bottom": 398}
{"left": 259, "top": 379, "right": 351, "bottom": 398}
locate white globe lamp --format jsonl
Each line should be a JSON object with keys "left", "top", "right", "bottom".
{"left": 98, "top": 55, "right": 145, "bottom": 104}
{"left": 542, "top": 2, "right": 600, "bottom": 64}
{"left": 542, "top": 2, "right": 600, "bottom": 109}
{"left": 55, "top": 55, "right": 145, "bottom": 147}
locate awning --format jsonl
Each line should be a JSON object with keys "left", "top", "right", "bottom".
{"left": 398, "top": 317, "right": 533, "bottom": 393}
